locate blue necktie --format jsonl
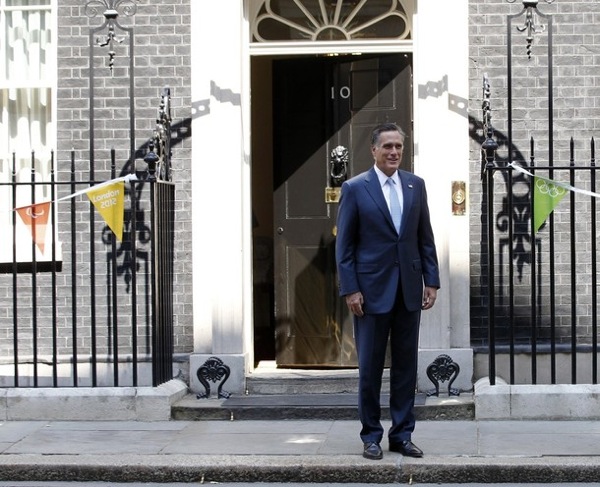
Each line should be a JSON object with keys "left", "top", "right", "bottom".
{"left": 387, "top": 178, "right": 402, "bottom": 233}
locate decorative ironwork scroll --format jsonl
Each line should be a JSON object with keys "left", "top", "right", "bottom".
{"left": 196, "top": 356, "right": 232, "bottom": 399}
{"left": 481, "top": 74, "right": 498, "bottom": 178}
{"left": 145, "top": 87, "right": 173, "bottom": 182}
{"left": 426, "top": 354, "right": 461, "bottom": 397}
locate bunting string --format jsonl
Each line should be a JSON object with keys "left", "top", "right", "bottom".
{"left": 13, "top": 174, "right": 138, "bottom": 248}
{"left": 56, "top": 174, "right": 138, "bottom": 201}
{"left": 508, "top": 163, "right": 600, "bottom": 233}
{"left": 509, "top": 163, "right": 600, "bottom": 199}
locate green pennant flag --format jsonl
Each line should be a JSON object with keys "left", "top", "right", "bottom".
{"left": 533, "top": 176, "right": 568, "bottom": 233}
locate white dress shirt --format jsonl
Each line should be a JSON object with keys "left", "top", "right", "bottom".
{"left": 374, "top": 165, "right": 403, "bottom": 218}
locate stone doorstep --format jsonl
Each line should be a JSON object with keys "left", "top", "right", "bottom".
{"left": 0, "top": 379, "right": 188, "bottom": 422}
{"left": 0, "top": 375, "right": 472, "bottom": 422}
{"left": 244, "top": 353, "right": 473, "bottom": 397}
{"left": 171, "top": 392, "right": 475, "bottom": 421}
{"left": 181, "top": 362, "right": 474, "bottom": 421}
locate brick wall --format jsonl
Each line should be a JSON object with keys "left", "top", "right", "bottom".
{"left": 60, "top": 0, "right": 192, "bottom": 354}
{"left": 469, "top": 0, "right": 600, "bottom": 346}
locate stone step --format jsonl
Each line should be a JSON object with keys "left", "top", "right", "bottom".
{"left": 176, "top": 362, "right": 473, "bottom": 421}
{"left": 242, "top": 361, "right": 462, "bottom": 396}
{"left": 245, "top": 369, "right": 368, "bottom": 395}
{"left": 172, "top": 392, "right": 474, "bottom": 421}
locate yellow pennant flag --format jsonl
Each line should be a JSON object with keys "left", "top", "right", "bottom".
{"left": 87, "top": 181, "right": 125, "bottom": 241}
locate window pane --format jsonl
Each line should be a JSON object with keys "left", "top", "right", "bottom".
{"left": 0, "top": 87, "right": 52, "bottom": 154}
{"left": 3, "top": 8, "right": 52, "bottom": 82}
{"left": 6, "top": 0, "right": 51, "bottom": 6}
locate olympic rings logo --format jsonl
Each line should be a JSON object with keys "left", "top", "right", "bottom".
{"left": 536, "top": 178, "right": 567, "bottom": 198}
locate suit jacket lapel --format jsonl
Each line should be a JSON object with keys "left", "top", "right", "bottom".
{"left": 398, "top": 170, "right": 415, "bottom": 237}
{"left": 364, "top": 167, "right": 396, "bottom": 232}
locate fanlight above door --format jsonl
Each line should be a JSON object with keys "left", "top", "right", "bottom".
{"left": 251, "top": 0, "right": 412, "bottom": 42}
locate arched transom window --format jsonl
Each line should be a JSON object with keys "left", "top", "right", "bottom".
{"left": 251, "top": 0, "right": 412, "bottom": 42}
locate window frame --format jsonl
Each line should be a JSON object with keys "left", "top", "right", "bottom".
{"left": 0, "top": 0, "right": 58, "bottom": 266}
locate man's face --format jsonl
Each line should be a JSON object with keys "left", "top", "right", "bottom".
{"left": 372, "top": 130, "right": 404, "bottom": 177}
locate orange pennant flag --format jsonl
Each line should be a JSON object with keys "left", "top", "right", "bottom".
{"left": 15, "top": 201, "right": 52, "bottom": 254}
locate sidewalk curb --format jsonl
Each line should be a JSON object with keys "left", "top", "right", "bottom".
{"left": 0, "top": 455, "right": 599, "bottom": 484}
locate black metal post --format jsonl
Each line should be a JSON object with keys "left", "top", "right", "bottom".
{"left": 11, "top": 153, "right": 18, "bottom": 387}
{"left": 50, "top": 152, "right": 58, "bottom": 387}
{"left": 30, "top": 152, "right": 38, "bottom": 387}
{"left": 110, "top": 149, "right": 119, "bottom": 386}
{"left": 592, "top": 138, "right": 598, "bottom": 384}
{"left": 529, "top": 138, "right": 537, "bottom": 385}
{"left": 482, "top": 74, "right": 499, "bottom": 385}
{"left": 70, "top": 150, "right": 79, "bottom": 386}
{"left": 569, "top": 138, "right": 577, "bottom": 384}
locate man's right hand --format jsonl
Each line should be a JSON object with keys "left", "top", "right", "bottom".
{"left": 345, "top": 292, "right": 364, "bottom": 317}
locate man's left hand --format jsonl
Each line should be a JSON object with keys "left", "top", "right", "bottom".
{"left": 422, "top": 286, "right": 437, "bottom": 310}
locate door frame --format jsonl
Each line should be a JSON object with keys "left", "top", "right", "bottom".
{"left": 248, "top": 42, "right": 415, "bottom": 369}
{"left": 190, "top": 0, "right": 471, "bottom": 391}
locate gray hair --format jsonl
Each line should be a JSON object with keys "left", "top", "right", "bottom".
{"left": 371, "top": 123, "right": 406, "bottom": 147}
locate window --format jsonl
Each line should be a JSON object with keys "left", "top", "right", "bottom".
{"left": 0, "top": 0, "right": 56, "bottom": 265}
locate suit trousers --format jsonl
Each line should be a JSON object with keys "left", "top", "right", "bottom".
{"left": 353, "top": 283, "right": 421, "bottom": 444}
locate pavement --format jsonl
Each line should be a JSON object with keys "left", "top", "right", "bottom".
{"left": 1, "top": 409, "right": 600, "bottom": 484}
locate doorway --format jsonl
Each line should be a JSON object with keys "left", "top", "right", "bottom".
{"left": 251, "top": 53, "right": 413, "bottom": 367}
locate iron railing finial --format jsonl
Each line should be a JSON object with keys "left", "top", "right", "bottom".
{"left": 86, "top": 0, "right": 137, "bottom": 74}
{"left": 507, "top": 0, "right": 554, "bottom": 59}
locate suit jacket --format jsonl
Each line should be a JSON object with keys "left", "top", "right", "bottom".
{"left": 335, "top": 167, "right": 440, "bottom": 314}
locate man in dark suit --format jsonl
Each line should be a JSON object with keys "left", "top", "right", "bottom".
{"left": 335, "top": 122, "right": 440, "bottom": 460}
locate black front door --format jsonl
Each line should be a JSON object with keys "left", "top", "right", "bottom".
{"left": 273, "top": 53, "right": 413, "bottom": 367}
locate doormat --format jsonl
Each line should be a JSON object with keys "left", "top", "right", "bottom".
{"left": 222, "top": 393, "right": 426, "bottom": 407}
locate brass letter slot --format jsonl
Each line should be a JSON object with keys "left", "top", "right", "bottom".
{"left": 325, "top": 187, "right": 341, "bottom": 203}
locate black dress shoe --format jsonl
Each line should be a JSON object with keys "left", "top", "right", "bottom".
{"left": 389, "top": 440, "right": 423, "bottom": 458}
{"left": 363, "top": 441, "right": 383, "bottom": 460}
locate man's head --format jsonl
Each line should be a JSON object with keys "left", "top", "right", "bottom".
{"left": 371, "top": 123, "right": 405, "bottom": 177}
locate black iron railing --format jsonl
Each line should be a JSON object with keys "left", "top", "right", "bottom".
{"left": 0, "top": 84, "right": 175, "bottom": 388}
{"left": 480, "top": 0, "right": 599, "bottom": 386}
{"left": 483, "top": 138, "right": 599, "bottom": 385}
{"left": 0, "top": 149, "right": 174, "bottom": 388}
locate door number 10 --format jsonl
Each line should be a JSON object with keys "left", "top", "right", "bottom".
{"left": 331, "top": 86, "right": 351, "bottom": 99}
